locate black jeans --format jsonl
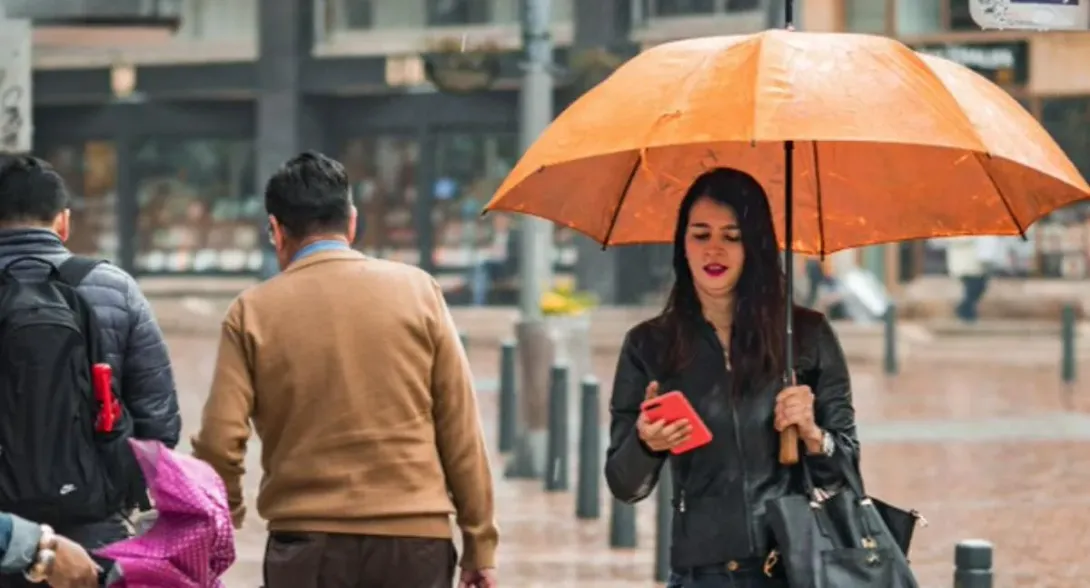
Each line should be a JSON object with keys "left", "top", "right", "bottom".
{"left": 667, "top": 563, "right": 787, "bottom": 588}
{"left": 956, "top": 275, "right": 989, "bottom": 322}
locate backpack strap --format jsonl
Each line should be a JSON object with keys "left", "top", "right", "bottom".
{"left": 57, "top": 256, "right": 106, "bottom": 288}
{"left": 56, "top": 256, "right": 108, "bottom": 365}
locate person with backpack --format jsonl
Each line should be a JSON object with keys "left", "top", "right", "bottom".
{"left": 0, "top": 155, "right": 181, "bottom": 584}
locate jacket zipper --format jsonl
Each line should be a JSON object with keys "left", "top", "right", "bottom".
{"left": 730, "top": 394, "right": 758, "bottom": 553}
{"left": 719, "top": 339, "right": 758, "bottom": 554}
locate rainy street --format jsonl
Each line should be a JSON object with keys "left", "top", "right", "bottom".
{"left": 157, "top": 302, "right": 1090, "bottom": 588}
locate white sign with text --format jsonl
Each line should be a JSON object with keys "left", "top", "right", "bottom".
{"left": 0, "top": 17, "right": 31, "bottom": 154}
{"left": 972, "top": 0, "right": 1088, "bottom": 30}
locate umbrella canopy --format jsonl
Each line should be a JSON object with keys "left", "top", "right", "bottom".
{"left": 484, "top": 29, "right": 1090, "bottom": 254}
{"left": 96, "top": 439, "right": 235, "bottom": 588}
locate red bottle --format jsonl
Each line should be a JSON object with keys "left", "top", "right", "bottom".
{"left": 92, "top": 363, "right": 121, "bottom": 433}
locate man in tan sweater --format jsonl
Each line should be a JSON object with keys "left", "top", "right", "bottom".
{"left": 191, "top": 152, "right": 498, "bottom": 588}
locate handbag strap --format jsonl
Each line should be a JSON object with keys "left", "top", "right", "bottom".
{"left": 795, "top": 446, "right": 867, "bottom": 501}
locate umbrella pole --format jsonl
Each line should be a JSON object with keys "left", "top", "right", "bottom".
{"left": 779, "top": 0, "right": 800, "bottom": 468}
{"left": 779, "top": 140, "right": 800, "bottom": 466}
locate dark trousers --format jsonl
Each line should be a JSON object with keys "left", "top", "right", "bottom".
{"left": 956, "top": 275, "right": 989, "bottom": 322}
{"left": 0, "top": 515, "right": 130, "bottom": 587}
{"left": 263, "top": 532, "right": 457, "bottom": 588}
{"left": 667, "top": 561, "right": 787, "bottom": 588}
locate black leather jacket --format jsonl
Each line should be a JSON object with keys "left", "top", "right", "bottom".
{"left": 604, "top": 307, "right": 860, "bottom": 570}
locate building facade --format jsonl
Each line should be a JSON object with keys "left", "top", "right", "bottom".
{"left": 23, "top": 0, "right": 1090, "bottom": 307}
{"left": 834, "top": 0, "right": 1090, "bottom": 283}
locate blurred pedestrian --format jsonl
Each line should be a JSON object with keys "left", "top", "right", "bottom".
{"left": 1, "top": 511, "right": 102, "bottom": 588}
{"left": 0, "top": 154, "right": 181, "bottom": 583}
{"left": 191, "top": 151, "right": 498, "bottom": 588}
{"left": 946, "top": 236, "right": 1005, "bottom": 322}
{"left": 604, "top": 169, "right": 860, "bottom": 588}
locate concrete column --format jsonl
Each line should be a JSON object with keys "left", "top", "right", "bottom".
{"left": 256, "top": 0, "right": 321, "bottom": 279}
{"left": 570, "top": 0, "right": 626, "bottom": 304}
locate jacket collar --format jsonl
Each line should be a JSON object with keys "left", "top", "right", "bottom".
{"left": 0, "top": 228, "right": 67, "bottom": 256}
{"left": 282, "top": 248, "right": 366, "bottom": 274}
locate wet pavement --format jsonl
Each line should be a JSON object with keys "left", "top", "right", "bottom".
{"left": 164, "top": 334, "right": 1090, "bottom": 588}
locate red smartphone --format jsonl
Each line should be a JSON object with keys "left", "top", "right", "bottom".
{"left": 640, "top": 390, "right": 713, "bottom": 455}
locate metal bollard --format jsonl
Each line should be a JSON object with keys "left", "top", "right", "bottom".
{"left": 884, "top": 304, "right": 898, "bottom": 375}
{"left": 1062, "top": 304, "right": 1076, "bottom": 384}
{"left": 609, "top": 497, "right": 637, "bottom": 549}
{"left": 575, "top": 377, "right": 601, "bottom": 519}
{"left": 498, "top": 340, "right": 518, "bottom": 453}
{"left": 654, "top": 467, "right": 673, "bottom": 582}
{"left": 544, "top": 364, "right": 570, "bottom": 492}
{"left": 953, "top": 539, "right": 993, "bottom": 588}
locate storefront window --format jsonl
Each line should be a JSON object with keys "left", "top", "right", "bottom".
{"left": 886, "top": 0, "right": 980, "bottom": 35}
{"left": 894, "top": 0, "right": 941, "bottom": 35}
{"left": 651, "top": 0, "right": 759, "bottom": 16}
{"left": 844, "top": 0, "right": 888, "bottom": 33}
{"left": 654, "top": 0, "right": 716, "bottom": 15}
{"left": 1034, "top": 97, "right": 1090, "bottom": 279}
{"left": 132, "top": 138, "right": 261, "bottom": 274}
{"left": 326, "top": 0, "right": 523, "bottom": 31}
{"left": 426, "top": 0, "right": 491, "bottom": 25}
{"left": 42, "top": 142, "right": 118, "bottom": 262}
{"left": 430, "top": 132, "right": 576, "bottom": 305}
{"left": 946, "top": 0, "right": 978, "bottom": 31}
{"left": 339, "top": 136, "right": 421, "bottom": 264}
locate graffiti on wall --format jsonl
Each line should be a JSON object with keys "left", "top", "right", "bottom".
{"left": 0, "top": 19, "right": 32, "bottom": 154}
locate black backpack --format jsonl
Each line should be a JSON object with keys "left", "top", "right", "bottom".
{"left": 0, "top": 256, "right": 138, "bottom": 528}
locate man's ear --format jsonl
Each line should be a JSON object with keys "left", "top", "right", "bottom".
{"left": 347, "top": 205, "right": 358, "bottom": 244}
{"left": 53, "top": 209, "right": 71, "bottom": 242}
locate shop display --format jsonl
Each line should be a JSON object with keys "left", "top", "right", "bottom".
{"left": 41, "top": 141, "right": 119, "bottom": 262}
{"left": 132, "top": 139, "right": 262, "bottom": 274}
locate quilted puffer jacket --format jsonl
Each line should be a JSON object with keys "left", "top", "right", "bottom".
{"left": 0, "top": 228, "right": 181, "bottom": 447}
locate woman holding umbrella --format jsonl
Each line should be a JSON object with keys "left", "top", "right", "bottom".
{"left": 603, "top": 168, "right": 857, "bottom": 588}
{"left": 485, "top": 6, "right": 1089, "bottom": 586}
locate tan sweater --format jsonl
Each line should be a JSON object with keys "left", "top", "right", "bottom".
{"left": 191, "top": 249, "right": 498, "bottom": 569}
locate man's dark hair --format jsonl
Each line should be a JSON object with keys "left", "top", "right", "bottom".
{"left": 264, "top": 151, "right": 351, "bottom": 239}
{"left": 0, "top": 154, "right": 70, "bottom": 226}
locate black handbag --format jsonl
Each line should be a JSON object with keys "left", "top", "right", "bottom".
{"left": 763, "top": 456, "right": 923, "bottom": 588}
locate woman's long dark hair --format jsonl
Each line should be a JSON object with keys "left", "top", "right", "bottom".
{"left": 657, "top": 168, "right": 788, "bottom": 389}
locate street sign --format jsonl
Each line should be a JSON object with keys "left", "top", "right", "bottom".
{"left": 0, "top": 17, "right": 31, "bottom": 154}
{"left": 971, "top": 0, "right": 1089, "bottom": 30}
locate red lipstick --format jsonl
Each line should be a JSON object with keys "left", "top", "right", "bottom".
{"left": 703, "top": 263, "right": 727, "bottom": 277}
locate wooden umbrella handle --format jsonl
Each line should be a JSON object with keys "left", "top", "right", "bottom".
{"left": 779, "top": 426, "right": 800, "bottom": 465}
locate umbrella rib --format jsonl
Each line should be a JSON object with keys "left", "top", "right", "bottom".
{"left": 599, "top": 151, "right": 642, "bottom": 250}
{"left": 811, "top": 141, "right": 827, "bottom": 259}
{"left": 973, "top": 152, "right": 1027, "bottom": 240}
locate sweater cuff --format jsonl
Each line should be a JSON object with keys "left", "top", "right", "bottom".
{"left": 460, "top": 528, "right": 498, "bottom": 570}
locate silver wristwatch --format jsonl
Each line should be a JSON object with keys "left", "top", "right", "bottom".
{"left": 819, "top": 430, "right": 835, "bottom": 457}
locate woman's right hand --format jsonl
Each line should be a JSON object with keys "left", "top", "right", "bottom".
{"left": 636, "top": 381, "right": 693, "bottom": 452}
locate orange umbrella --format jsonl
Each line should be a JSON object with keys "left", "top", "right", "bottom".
{"left": 485, "top": 30, "right": 1089, "bottom": 253}
{"left": 484, "top": 25, "right": 1090, "bottom": 465}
